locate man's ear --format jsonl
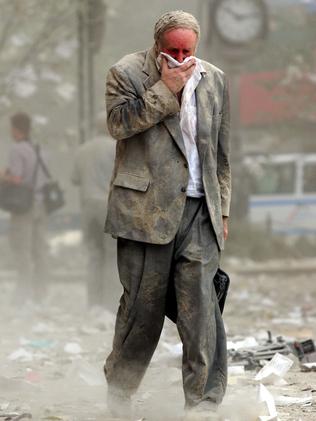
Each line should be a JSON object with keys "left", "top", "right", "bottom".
{"left": 154, "top": 41, "right": 160, "bottom": 57}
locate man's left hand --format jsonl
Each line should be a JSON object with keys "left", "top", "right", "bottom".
{"left": 223, "top": 216, "right": 229, "bottom": 241}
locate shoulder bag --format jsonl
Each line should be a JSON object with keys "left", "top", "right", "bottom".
{"left": 35, "top": 146, "right": 65, "bottom": 214}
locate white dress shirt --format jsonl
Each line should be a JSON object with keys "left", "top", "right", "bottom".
{"left": 159, "top": 53, "right": 206, "bottom": 197}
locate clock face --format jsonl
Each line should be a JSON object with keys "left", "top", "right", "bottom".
{"left": 212, "top": 0, "right": 268, "bottom": 46}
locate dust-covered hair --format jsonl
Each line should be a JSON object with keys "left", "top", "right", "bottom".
{"left": 154, "top": 10, "right": 200, "bottom": 44}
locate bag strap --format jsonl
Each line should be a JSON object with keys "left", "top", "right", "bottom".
{"left": 35, "top": 144, "right": 52, "bottom": 180}
{"left": 31, "top": 144, "right": 40, "bottom": 189}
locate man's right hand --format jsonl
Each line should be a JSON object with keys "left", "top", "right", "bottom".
{"left": 160, "top": 57, "right": 196, "bottom": 94}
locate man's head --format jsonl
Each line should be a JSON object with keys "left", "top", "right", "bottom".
{"left": 10, "top": 112, "right": 31, "bottom": 141}
{"left": 154, "top": 10, "right": 200, "bottom": 63}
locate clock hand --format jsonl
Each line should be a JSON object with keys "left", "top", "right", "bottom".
{"left": 222, "top": 5, "right": 241, "bottom": 19}
{"left": 222, "top": 5, "right": 260, "bottom": 21}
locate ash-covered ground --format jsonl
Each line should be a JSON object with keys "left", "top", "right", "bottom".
{"left": 0, "top": 235, "right": 315, "bottom": 421}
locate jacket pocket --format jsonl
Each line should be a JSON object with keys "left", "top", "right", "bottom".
{"left": 113, "top": 173, "right": 150, "bottom": 192}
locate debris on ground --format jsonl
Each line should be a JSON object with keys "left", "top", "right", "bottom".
{"left": 0, "top": 414, "right": 32, "bottom": 420}
{"left": 1, "top": 258, "right": 316, "bottom": 420}
{"left": 255, "top": 353, "right": 294, "bottom": 385}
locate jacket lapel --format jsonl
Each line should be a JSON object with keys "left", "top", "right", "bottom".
{"left": 196, "top": 74, "right": 214, "bottom": 166}
{"left": 142, "top": 48, "right": 160, "bottom": 89}
{"left": 163, "top": 115, "right": 187, "bottom": 159}
{"left": 142, "top": 48, "right": 187, "bottom": 159}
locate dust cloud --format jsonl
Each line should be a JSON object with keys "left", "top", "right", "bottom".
{"left": 0, "top": 1, "right": 316, "bottom": 420}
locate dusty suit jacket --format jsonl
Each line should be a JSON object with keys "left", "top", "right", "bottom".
{"left": 104, "top": 47, "right": 231, "bottom": 250}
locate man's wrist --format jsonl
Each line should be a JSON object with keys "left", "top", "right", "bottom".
{"left": 150, "top": 80, "right": 180, "bottom": 111}
{"left": 160, "top": 78, "right": 178, "bottom": 96}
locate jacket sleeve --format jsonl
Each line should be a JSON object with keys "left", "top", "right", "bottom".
{"left": 217, "top": 75, "right": 231, "bottom": 217}
{"left": 106, "top": 65, "right": 180, "bottom": 140}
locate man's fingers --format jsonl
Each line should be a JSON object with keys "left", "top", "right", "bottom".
{"left": 161, "top": 57, "right": 169, "bottom": 73}
{"left": 160, "top": 56, "right": 196, "bottom": 93}
{"left": 179, "top": 58, "right": 196, "bottom": 71}
{"left": 161, "top": 56, "right": 168, "bottom": 69}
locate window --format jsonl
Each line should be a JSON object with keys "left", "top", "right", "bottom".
{"left": 303, "top": 163, "right": 316, "bottom": 193}
{"left": 251, "top": 162, "right": 296, "bottom": 195}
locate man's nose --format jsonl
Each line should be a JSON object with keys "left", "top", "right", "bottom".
{"left": 174, "top": 52, "right": 185, "bottom": 63}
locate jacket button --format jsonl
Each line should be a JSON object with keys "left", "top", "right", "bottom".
{"left": 181, "top": 187, "right": 186, "bottom": 193}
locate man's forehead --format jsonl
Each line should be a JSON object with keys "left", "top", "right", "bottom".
{"left": 160, "top": 28, "right": 198, "bottom": 47}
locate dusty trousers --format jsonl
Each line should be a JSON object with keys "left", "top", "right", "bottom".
{"left": 105, "top": 197, "right": 227, "bottom": 407}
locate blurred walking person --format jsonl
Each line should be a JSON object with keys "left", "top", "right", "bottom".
{"left": 0, "top": 112, "right": 50, "bottom": 304}
{"left": 72, "top": 114, "right": 115, "bottom": 309}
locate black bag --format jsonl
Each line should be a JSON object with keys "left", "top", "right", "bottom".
{"left": 0, "top": 181, "right": 33, "bottom": 214}
{"left": 213, "top": 268, "right": 230, "bottom": 314}
{"left": 165, "top": 268, "right": 230, "bottom": 323}
{"left": 36, "top": 146, "right": 65, "bottom": 214}
{"left": 41, "top": 180, "right": 64, "bottom": 213}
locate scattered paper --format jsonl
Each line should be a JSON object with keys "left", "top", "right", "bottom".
{"left": 275, "top": 393, "right": 313, "bottom": 407}
{"left": 227, "top": 337, "right": 259, "bottom": 350}
{"left": 228, "top": 365, "right": 245, "bottom": 375}
{"left": 302, "top": 362, "right": 316, "bottom": 368}
{"left": 0, "top": 412, "right": 32, "bottom": 420}
{"left": 255, "top": 353, "right": 293, "bottom": 384}
{"left": 8, "top": 348, "right": 33, "bottom": 362}
{"left": 258, "top": 383, "right": 279, "bottom": 421}
{"left": 64, "top": 342, "right": 82, "bottom": 354}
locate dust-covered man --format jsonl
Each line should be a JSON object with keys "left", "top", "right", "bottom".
{"left": 104, "top": 10, "right": 231, "bottom": 419}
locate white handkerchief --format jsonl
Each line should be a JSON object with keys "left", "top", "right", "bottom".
{"left": 158, "top": 52, "right": 206, "bottom": 197}
{"left": 159, "top": 52, "right": 195, "bottom": 68}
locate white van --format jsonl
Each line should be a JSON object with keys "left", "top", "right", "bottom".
{"left": 244, "top": 154, "right": 316, "bottom": 235}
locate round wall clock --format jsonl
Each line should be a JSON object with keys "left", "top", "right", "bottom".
{"left": 212, "top": 0, "right": 268, "bottom": 46}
